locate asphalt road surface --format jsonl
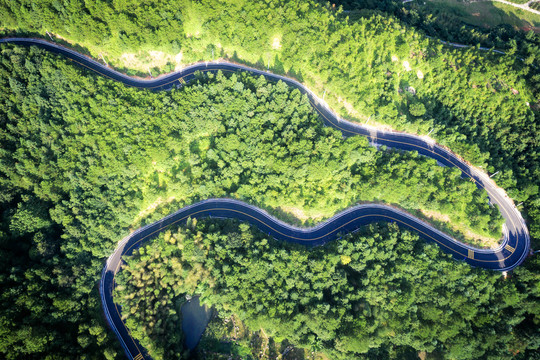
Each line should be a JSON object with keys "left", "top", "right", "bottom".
{"left": 0, "top": 38, "right": 531, "bottom": 360}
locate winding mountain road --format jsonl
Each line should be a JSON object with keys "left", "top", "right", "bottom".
{"left": 0, "top": 38, "right": 531, "bottom": 360}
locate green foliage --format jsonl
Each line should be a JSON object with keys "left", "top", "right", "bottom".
{"left": 117, "top": 219, "right": 540, "bottom": 360}
{"left": 334, "top": 0, "right": 540, "bottom": 241}
{"left": 10, "top": 43, "right": 498, "bottom": 359}
{"left": 1, "top": 0, "right": 538, "bottom": 243}
{"left": 409, "top": 102, "right": 426, "bottom": 117}
{"left": 0, "top": 2, "right": 538, "bottom": 356}
{"left": 9, "top": 198, "right": 52, "bottom": 236}
{"left": 0, "top": 44, "right": 502, "bottom": 241}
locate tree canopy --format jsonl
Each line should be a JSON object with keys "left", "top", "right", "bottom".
{"left": 0, "top": 0, "right": 539, "bottom": 358}
{"left": 0, "top": 44, "right": 514, "bottom": 359}
{"left": 1, "top": 0, "right": 538, "bottom": 242}
{"left": 117, "top": 218, "right": 540, "bottom": 360}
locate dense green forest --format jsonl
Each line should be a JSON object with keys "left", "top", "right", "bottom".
{"left": 116, "top": 218, "right": 540, "bottom": 359}
{"left": 0, "top": 0, "right": 539, "bottom": 359}
{"left": 0, "top": 44, "right": 511, "bottom": 358}
{"left": 335, "top": 0, "right": 540, "bottom": 54}
{"left": 1, "top": 0, "right": 539, "bottom": 244}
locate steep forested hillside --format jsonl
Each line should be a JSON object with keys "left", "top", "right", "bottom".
{"left": 0, "top": 1, "right": 539, "bottom": 359}
{"left": 1, "top": 0, "right": 539, "bottom": 243}
{"left": 0, "top": 44, "right": 513, "bottom": 359}
{"left": 116, "top": 219, "right": 540, "bottom": 360}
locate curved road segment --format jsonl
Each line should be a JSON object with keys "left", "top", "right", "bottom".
{"left": 0, "top": 38, "right": 531, "bottom": 360}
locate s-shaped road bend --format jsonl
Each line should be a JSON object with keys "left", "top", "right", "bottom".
{"left": 0, "top": 38, "right": 531, "bottom": 360}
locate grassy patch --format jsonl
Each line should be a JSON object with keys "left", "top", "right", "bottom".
{"left": 425, "top": 0, "right": 540, "bottom": 31}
